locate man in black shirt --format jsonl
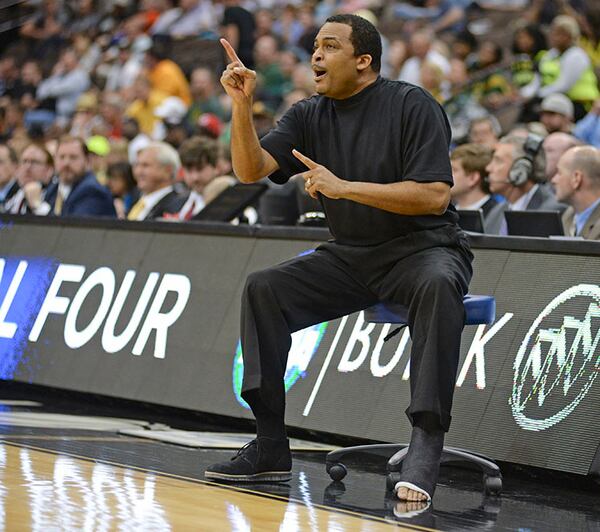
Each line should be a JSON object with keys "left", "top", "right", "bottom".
{"left": 221, "top": 0, "right": 256, "bottom": 69}
{"left": 206, "top": 15, "right": 473, "bottom": 504}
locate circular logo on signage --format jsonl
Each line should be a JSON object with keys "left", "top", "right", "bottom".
{"left": 511, "top": 284, "right": 600, "bottom": 431}
{"left": 233, "top": 322, "right": 329, "bottom": 409}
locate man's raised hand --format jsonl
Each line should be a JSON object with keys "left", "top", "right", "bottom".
{"left": 220, "top": 38, "right": 256, "bottom": 103}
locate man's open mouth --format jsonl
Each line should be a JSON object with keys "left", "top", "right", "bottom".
{"left": 313, "top": 67, "right": 327, "bottom": 81}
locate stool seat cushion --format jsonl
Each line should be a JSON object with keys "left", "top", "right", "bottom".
{"left": 364, "top": 294, "right": 496, "bottom": 326}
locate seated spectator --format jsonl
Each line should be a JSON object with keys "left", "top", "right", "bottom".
{"left": 552, "top": 146, "right": 600, "bottom": 239}
{"left": 521, "top": 15, "right": 599, "bottom": 120}
{"left": 106, "top": 161, "right": 139, "bottom": 219}
{"left": 20, "top": 0, "right": 69, "bottom": 57}
{"left": 0, "top": 56, "right": 24, "bottom": 100}
{"left": 468, "top": 115, "right": 501, "bottom": 148}
{"left": 129, "top": 142, "right": 187, "bottom": 220}
{"left": 69, "top": 0, "right": 102, "bottom": 36}
{"left": 296, "top": 5, "right": 319, "bottom": 58}
{"left": 18, "top": 61, "right": 44, "bottom": 111}
{"left": 543, "top": 132, "right": 580, "bottom": 181}
{"left": 86, "top": 135, "right": 111, "bottom": 184}
{"left": 0, "top": 144, "right": 19, "bottom": 212}
{"left": 420, "top": 62, "right": 446, "bottom": 103}
{"left": 254, "top": 35, "right": 287, "bottom": 111}
{"left": 221, "top": 0, "right": 256, "bottom": 69}
{"left": 573, "top": 98, "right": 600, "bottom": 148}
{"left": 185, "top": 67, "right": 229, "bottom": 129}
{"left": 399, "top": 29, "right": 450, "bottom": 86}
{"left": 104, "top": 39, "right": 144, "bottom": 93}
{"left": 272, "top": 5, "right": 303, "bottom": 47}
{"left": 6, "top": 143, "right": 55, "bottom": 214}
{"left": 28, "top": 136, "right": 115, "bottom": 217}
{"left": 175, "top": 136, "right": 220, "bottom": 220}
{"left": 193, "top": 113, "right": 223, "bottom": 140}
{"left": 150, "top": 0, "right": 217, "bottom": 37}
{"left": 450, "top": 143, "right": 505, "bottom": 233}
{"left": 393, "top": 0, "right": 468, "bottom": 35}
{"left": 36, "top": 49, "right": 91, "bottom": 124}
{"left": 578, "top": 2, "right": 600, "bottom": 69}
{"left": 511, "top": 23, "right": 548, "bottom": 88}
{"left": 69, "top": 92, "right": 103, "bottom": 139}
{"left": 539, "top": 93, "right": 574, "bottom": 134}
{"left": 469, "top": 41, "right": 512, "bottom": 110}
{"left": 153, "top": 96, "right": 189, "bottom": 148}
{"left": 486, "top": 134, "right": 566, "bottom": 234}
{"left": 126, "top": 76, "right": 168, "bottom": 137}
{"left": 451, "top": 29, "right": 478, "bottom": 63}
{"left": 123, "top": 117, "right": 151, "bottom": 164}
{"left": 145, "top": 43, "right": 192, "bottom": 106}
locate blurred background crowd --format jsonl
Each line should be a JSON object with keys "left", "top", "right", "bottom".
{"left": 1, "top": 0, "right": 600, "bottom": 238}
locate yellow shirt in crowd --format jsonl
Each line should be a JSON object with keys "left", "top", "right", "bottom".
{"left": 126, "top": 89, "right": 169, "bottom": 136}
{"left": 149, "top": 60, "right": 192, "bottom": 106}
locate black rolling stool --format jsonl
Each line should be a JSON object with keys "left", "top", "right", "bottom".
{"left": 325, "top": 294, "right": 503, "bottom": 496}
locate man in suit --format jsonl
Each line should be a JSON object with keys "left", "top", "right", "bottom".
{"left": 450, "top": 143, "right": 506, "bottom": 234}
{"left": 486, "top": 134, "right": 566, "bottom": 234}
{"left": 6, "top": 143, "right": 55, "bottom": 214}
{"left": 0, "top": 144, "right": 19, "bottom": 212}
{"left": 174, "top": 136, "right": 220, "bottom": 221}
{"left": 552, "top": 145, "right": 600, "bottom": 239}
{"left": 129, "top": 142, "right": 187, "bottom": 221}
{"left": 26, "top": 136, "right": 116, "bottom": 218}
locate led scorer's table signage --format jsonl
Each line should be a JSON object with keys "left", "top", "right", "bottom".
{"left": 1, "top": 218, "right": 599, "bottom": 476}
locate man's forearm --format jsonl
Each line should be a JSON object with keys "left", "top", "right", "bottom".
{"left": 230, "top": 102, "right": 269, "bottom": 183}
{"left": 341, "top": 180, "right": 451, "bottom": 216}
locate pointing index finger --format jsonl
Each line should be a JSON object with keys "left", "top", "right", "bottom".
{"left": 220, "top": 38, "right": 244, "bottom": 66}
{"left": 292, "top": 149, "right": 318, "bottom": 170}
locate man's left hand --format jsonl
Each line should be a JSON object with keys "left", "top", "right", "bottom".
{"left": 293, "top": 149, "right": 348, "bottom": 200}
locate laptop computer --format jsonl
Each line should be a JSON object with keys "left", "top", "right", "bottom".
{"left": 193, "top": 183, "right": 268, "bottom": 222}
{"left": 457, "top": 209, "right": 485, "bottom": 233}
{"left": 505, "top": 210, "right": 565, "bottom": 237}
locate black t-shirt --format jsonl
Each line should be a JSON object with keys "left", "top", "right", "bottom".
{"left": 222, "top": 7, "right": 255, "bottom": 69}
{"left": 260, "top": 76, "right": 458, "bottom": 245}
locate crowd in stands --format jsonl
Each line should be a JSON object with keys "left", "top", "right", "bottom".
{"left": 1, "top": 0, "right": 600, "bottom": 239}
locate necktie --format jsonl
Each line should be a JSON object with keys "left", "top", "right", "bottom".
{"left": 127, "top": 198, "right": 146, "bottom": 220}
{"left": 54, "top": 190, "right": 64, "bottom": 215}
{"left": 184, "top": 200, "right": 196, "bottom": 221}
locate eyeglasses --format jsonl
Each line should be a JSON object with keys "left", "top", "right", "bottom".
{"left": 20, "top": 159, "right": 47, "bottom": 167}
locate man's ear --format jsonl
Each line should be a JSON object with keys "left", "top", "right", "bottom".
{"left": 469, "top": 171, "right": 481, "bottom": 187}
{"left": 356, "top": 54, "right": 373, "bottom": 73}
{"left": 572, "top": 170, "right": 584, "bottom": 189}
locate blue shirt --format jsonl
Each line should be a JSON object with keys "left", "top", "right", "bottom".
{"left": 573, "top": 113, "right": 600, "bottom": 148}
{"left": 574, "top": 198, "right": 600, "bottom": 235}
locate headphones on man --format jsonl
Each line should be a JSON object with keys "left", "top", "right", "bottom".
{"left": 508, "top": 134, "right": 544, "bottom": 187}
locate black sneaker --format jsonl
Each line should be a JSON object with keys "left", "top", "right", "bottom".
{"left": 204, "top": 437, "right": 292, "bottom": 482}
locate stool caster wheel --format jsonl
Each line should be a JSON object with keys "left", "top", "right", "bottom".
{"left": 484, "top": 475, "right": 502, "bottom": 495}
{"left": 327, "top": 463, "right": 347, "bottom": 482}
{"left": 386, "top": 472, "right": 402, "bottom": 492}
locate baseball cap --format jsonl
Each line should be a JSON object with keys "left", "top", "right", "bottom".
{"left": 154, "top": 97, "right": 188, "bottom": 125}
{"left": 198, "top": 113, "right": 223, "bottom": 138}
{"left": 87, "top": 135, "right": 111, "bottom": 157}
{"left": 540, "top": 93, "right": 574, "bottom": 119}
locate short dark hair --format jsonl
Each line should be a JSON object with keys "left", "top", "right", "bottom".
{"left": 451, "top": 143, "right": 494, "bottom": 193}
{"left": 22, "top": 142, "right": 53, "bottom": 167}
{"left": 57, "top": 135, "right": 89, "bottom": 158}
{"left": 324, "top": 14, "right": 382, "bottom": 73}
{"left": 107, "top": 162, "right": 136, "bottom": 191}
{"left": 178, "top": 136, "right": 219, "bottom": 169}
